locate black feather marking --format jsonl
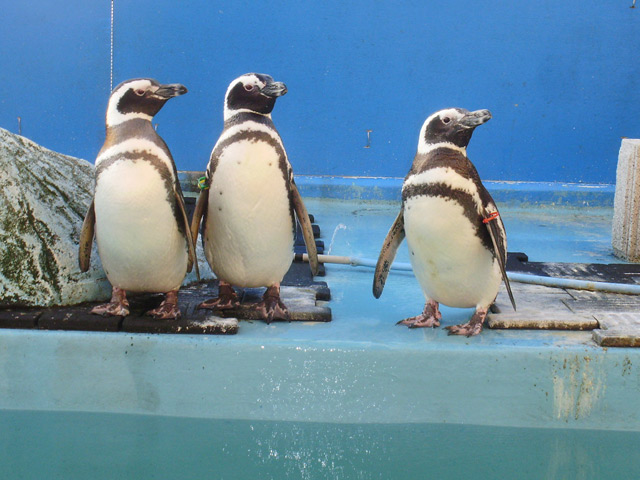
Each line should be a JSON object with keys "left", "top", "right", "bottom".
{"left": 226, "top": 80, "right": 277, "bottom": 116}
{"left": 402, "top": 182, "right": 492, "bottom": 252}
{"left": 96, "top": 150, "right": 185, "bottom": 236}
{"left": 210, "top": 127, "right": 288, "bottom": 184}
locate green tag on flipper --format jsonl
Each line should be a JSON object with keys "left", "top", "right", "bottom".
{"left": 197, "top": 176, "right": 209, "bottom": 191}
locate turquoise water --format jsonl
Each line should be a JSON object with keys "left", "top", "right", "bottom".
{"left": 2, "top": 410, "right": 639, "bottom": 480}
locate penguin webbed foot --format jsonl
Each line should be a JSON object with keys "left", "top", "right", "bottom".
{"left": 445, "top": 308, "right": 488, "bottom": 337}
{"left": 254, "top": 284, "right": 289, "bottom": 324}
{"left": 198, "top": 281, "right": 240, "bottom": 311}
{"left": 146, "top": 290, "right": 181, "bottom": 320}
{"left": 91, "top": 287, "right": 130, "bottom": 317}
{"left": 397, "top": 299, "right": 441, "bottom": 329}
{"left": 91, "top": 302, "right": 130, "bottom": 317}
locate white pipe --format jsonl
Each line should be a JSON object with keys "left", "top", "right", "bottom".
{"left": 297, "top": 253, "right": 640, "bottom": 295}
{"left": 505, "top": 271, "right": 640, "bottom": 295}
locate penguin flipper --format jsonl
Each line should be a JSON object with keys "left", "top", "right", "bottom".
{"left": 484, "top": 208, "right": 516, "bottom": 311}
{"left": 290, "top": 180, "right": 319, "bottom": 276}
{"left": 78, "top": 198, "right": 96, "bottom": 272}
{"left": 373, "top": 209, "right": 405, "bottom": 299}
{"left": 174, "top": 187, "right": 200, "bottom": 281}
{"left": 190, "top": 187, "right": 209, "bottom": 253}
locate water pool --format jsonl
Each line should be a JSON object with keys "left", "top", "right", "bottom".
{"left": 1, "top": 410, "right": 639, "bottom": 479}
{"left": 1, "top": 195, "right": 639, "bottom": 478}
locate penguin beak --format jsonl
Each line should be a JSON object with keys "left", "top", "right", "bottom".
{"left": 260, "top": 82, "right": 287, "bottom": 97}
{"left": 460, "top": 109, "right": 492, "bottom": 128}
{"left": 154, "top": 83, "right": 188, "bottom": 98}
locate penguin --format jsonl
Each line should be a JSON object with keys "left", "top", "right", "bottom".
{"left": 190, "top": 73, "right": 318, "bottom": 323}
{"left": 78, "top": 78, "right": 197, "bottom": 319}
{"left": 373, "top": 108, "right": 515, "bottom": 336}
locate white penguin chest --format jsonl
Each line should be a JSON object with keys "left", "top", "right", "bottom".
{"left": 205, "top": 139, "right": 294, "bottom": 287}
{"left": 403, "top": 194, "right": 500, "bottom": 308}
{"left": 94, "top": 158, "right": 188, "bottom": 292}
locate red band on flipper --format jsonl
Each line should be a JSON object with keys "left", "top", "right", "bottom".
{"left": 483, "top": 211, "right": 500, "bottom": 223}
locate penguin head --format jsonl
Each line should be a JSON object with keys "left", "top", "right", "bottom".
{"left": 224, "top": 73, "right": 287, "bottom": 120}
{"left": 105, "top": 78, "right": 187, "bottom": 127}
{"left": 418, "top": 108, "right": 492, "bottom": 152}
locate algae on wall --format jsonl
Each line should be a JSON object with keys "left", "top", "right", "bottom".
{"left": 0, "top": 127, "right": 110, "bottom": 306}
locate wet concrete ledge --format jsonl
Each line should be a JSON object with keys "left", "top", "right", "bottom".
{"left": 0, "top": 326, "right": 638, "bottom": 432}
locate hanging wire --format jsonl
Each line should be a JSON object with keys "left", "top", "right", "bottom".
{"left": 110, "top": 0, "right": 114, "bottom": 91}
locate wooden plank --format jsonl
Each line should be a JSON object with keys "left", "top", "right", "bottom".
{"left": 122, "top": 315, "right": 238, "bottom": 335}
{"left": 487, "top": 310, "right": 598, "bottom": 330}
{"left": 0, "top": 281, "right": 331, "bottom": 334}
{"left": 39, "top": 307, "right": 122, "bottom": 332}
{"left": 0, "top": 309, "right": 41, "bottom": 329}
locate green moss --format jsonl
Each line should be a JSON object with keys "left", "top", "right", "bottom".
{"left": 0, "top": 128, "right": 96, "bottom": 306}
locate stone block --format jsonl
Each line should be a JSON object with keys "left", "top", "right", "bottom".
{"left": 487, "top": 310, "right": 598, "bottom": 330}
{"left": 592, "top": 329, "right": 640, "bottom": 348}
{"left": 612, "top": 139, "right": 640, "bottom": 261}
{"left": 0, "top": 128, "right": 111, "bottom": 307}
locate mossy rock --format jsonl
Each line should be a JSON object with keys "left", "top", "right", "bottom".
{"left": 0, "top": 128, "right": 110, "bottom": 306}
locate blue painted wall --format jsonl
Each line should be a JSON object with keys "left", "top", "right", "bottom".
{"left": 1, "top": 1, "right": 639, "bottom": 184}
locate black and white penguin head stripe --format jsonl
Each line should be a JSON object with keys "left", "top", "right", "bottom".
{"left": 418, "top": 108, "right": 492, "bottom": 154}
{"left": 105, "top": 78, "right": 187, "bottom": 127}
{"left": 223, "top": 73, "right": 287, "bottom": 120}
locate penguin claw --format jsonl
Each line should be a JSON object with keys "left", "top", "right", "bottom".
{"left": 397, "top": 315, "right": 440, "bottom": 329}
{"left": 197, "top": 296, "right": 240, "bottom": 311}
{"left": 91, "top": 302, "right": 130, "bottom": 317}
{"left": 91, "top": 287, "right": 129, "bottom": 317}
{"left": 197, "top": 282, "right": 239, "bottom": 311}
{"left": 146, "top": 291, "right": 181, "bottom": 320}
{"left": 255, "top": 301, "right": 289, "bottom": 324}
{"left": 146, "top": 304, "right": 181, "bottom": 319}
{"left": 397, "top": 299, "right": 441, "bottom": 328}
{"left": 145, "top": 304, "right": 182, "bottom": 320}
{"left": 254, "top": 285, "right": 289, "bottom": 324}
{"left": 445, "top": 323, "right": 483, "bottom": 337}
{"left": 445, "top": 308, "right": 488, "bottom": 337}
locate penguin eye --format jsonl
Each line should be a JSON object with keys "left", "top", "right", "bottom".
{"left": 442, "top": 117, "right": 451, "bottom": 124}
{"left": 244, "top": 84, "right": 255, "bottom": 92}
{"left": 134, "top": 88, "right": 146, "bottom": 96}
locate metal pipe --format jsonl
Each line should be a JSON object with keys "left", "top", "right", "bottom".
{"left": 296, "top": 253, "right": 640, "bottom": 295}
